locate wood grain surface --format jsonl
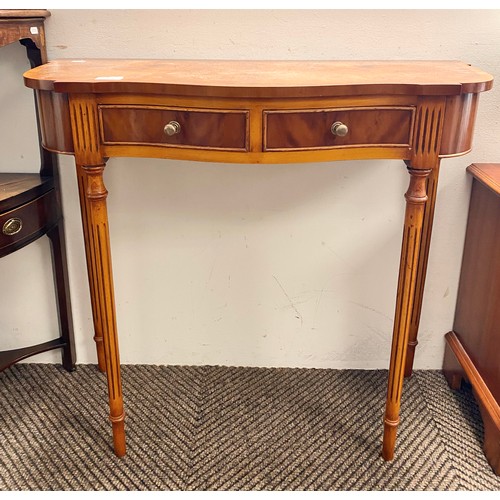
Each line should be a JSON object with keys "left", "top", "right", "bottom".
{"left": 467, "top": 163, "right": 500, "bottom": 195}
{"left": 443, "top": 164, "right": 500, "bottom": 474}
{"left": 24, "top": 59, "right": 493, "bottom": 97}
{"left": 0, "top": 10, "right": 49, "bottom": 19}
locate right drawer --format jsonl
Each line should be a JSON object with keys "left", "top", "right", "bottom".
{"left": 263, "top": 107, "right": 415, "bottom": 151}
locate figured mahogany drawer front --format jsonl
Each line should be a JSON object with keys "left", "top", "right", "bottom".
{"left": 0, "top": 190, "right": 58, "bottom": 250}
{"left": 264, "top": 107, "right": 415, "bottom": 151}
{"left": 99, "top": 105, "right": 249, "bottom": 151}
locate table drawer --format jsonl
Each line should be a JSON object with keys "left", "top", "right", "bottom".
{"left": 0, "top": 190, "right": 58, "bottom": 251}
{"left": 99, "top": 105, "right": 249, "bottom": 151}
{"left": 264, "top": 106, "right": 415, "bottom": 151}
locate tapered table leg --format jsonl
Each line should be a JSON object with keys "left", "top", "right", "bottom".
{"left": 69, "top": 94, "right": 125, "bottom": 456}
{"left": 404, "top": 164, "right": 441, "bottom": 377}
{"left": 79, "top": 162, "right": 126, "bottom": 457}
{"left": 382, "top": 167, "right": 431, "bottom": 461}
{"left": 76, "top": 163, "right": 106, "bottom": 372}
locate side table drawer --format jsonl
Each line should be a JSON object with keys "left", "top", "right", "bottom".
{"left": 99, "top": 105, "right": 249, "bottom": 151}
{"left": 0, "top": 190, "right": 59, "bottom": 251}
{"left": 264, "top": 106, "right": 415, "bottom": 151}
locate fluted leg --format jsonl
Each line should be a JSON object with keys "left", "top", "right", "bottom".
{"left": 382, "top": 167, "right": 431, "bottom": 461}
{"left": 404, "top": 164, "right": 441, "bottom": 377}
{"left": 80, "top": 163, "right": 126, "bottom": 457}
{"left": 76, "top": 164, "right": 106, "bottom": 372}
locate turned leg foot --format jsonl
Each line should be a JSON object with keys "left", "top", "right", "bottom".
{"left": 110, "top": 413, "right": 126, "bottom": 457}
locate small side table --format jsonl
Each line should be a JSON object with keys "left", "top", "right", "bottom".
{"left": 0, "top": 9, "right": 76, "bottom": 370}
{"left": 443, "top": 163, "right": 500, "bottom": 476}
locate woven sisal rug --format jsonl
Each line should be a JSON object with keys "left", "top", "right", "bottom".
{"left": 1, "top": 364, "right": 499, "bottom": 490}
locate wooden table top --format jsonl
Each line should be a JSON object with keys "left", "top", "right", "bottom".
{"left": 23, "top": 59, "right": 493, "bottom": 98}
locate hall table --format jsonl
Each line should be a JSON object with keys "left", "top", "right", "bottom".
{"left": 23, "top": 59, "right": 493, "bottom": 460}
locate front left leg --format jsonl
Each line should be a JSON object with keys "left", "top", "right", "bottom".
{"left": 69, "top": 94, "right": 126, "bottom": 456}
{"left": 80, "top": 162, "right": 126, "bottom": 457}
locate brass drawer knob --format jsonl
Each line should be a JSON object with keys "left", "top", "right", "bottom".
{"left": 2, "top": 217, "right": 23, "bottom": 236}
{"left": 331, "top": 121, "right": 349, "bottom": 137}
{"left": 164, "top": 120, "right": 181, "bottom": 136}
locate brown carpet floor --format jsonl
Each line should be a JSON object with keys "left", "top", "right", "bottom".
{"left": 0, "top": 364, "right": 499, "bottom": 490}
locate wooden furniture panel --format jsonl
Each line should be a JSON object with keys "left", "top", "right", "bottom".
{"left": 440, "top": 94, "right": 479, "bottom": 157}
{"left": 0, "top": 10, "right": 75, "bottom": 371}
{"left": 37, "top": 90, "right": 73, "bottom": 154}
{"left": 99, "top": 105, "right": 249, "bottom": 151}
{"left": 0, "top": 13, "right": 46, "bottom": 53}
{"left": 23, "top": 59, "right": 492, "bottom": 463}
{"left": 443, "top": 163, "right": 500, "bottom": 475}
{"left": 264, "top": 106, "right": 414, "bottom": 151}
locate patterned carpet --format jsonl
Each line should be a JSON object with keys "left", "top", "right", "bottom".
{"left": 0, "top": 364, "right": 499, "bottom": 491}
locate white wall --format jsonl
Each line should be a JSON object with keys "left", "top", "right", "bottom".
{"left": 1, "top": 9, "right": 499, "bottom": 369}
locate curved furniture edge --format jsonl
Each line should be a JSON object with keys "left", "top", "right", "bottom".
{"left": 443, "top": 331, "right": 500, "bottom": 475}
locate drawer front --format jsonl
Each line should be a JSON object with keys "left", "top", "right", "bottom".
{"left": 0, "top": 190, "right": 59, "bottom": 251}
{"left": 99, "top": 105, "right": 249, "bottom": 151}
{"left": 264, "top": 107, "right": 415, "bottom": 151}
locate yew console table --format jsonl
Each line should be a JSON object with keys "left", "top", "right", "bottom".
{"left": 23, "top": 60, "right": 493, "bottom": 460}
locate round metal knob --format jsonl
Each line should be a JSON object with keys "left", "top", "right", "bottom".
{"left": 331, "top": 121, "right": 348, "bottom": 137}
{"left": 163, "top": 121, "right": 181, "bottom": 136}
{"left": 2, "top": 217, "right": 23, "bottom": 236}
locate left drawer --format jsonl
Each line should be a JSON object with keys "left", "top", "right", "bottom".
{"left": 99, "top": 105, "right": 249, "bottom": 151}
{"left": 0, "top": 191, "right": 58, "bottom": 251}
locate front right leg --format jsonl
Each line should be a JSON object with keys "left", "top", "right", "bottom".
{"left": 382, "top": 167, "right": 431, "bottom": 461}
